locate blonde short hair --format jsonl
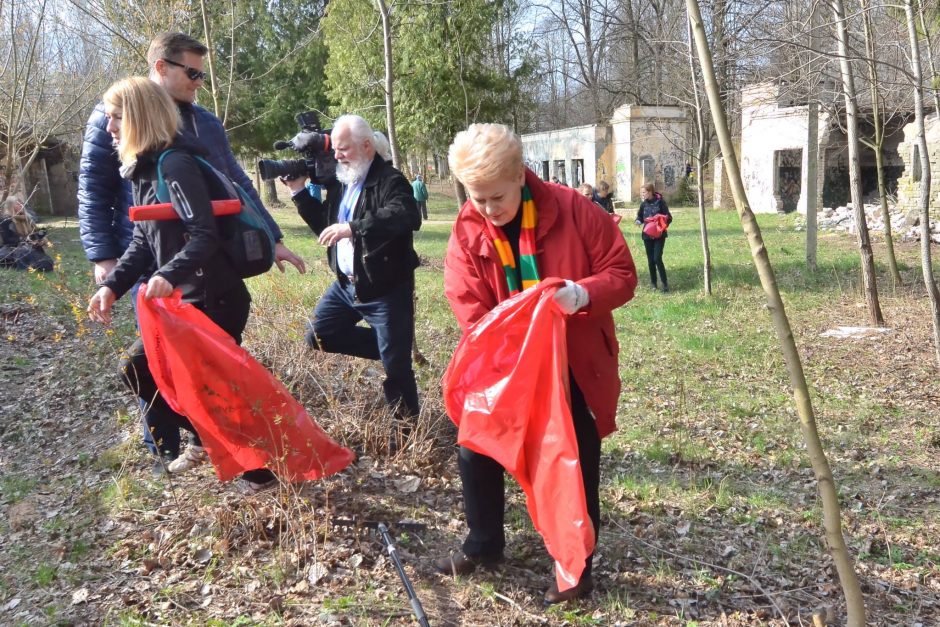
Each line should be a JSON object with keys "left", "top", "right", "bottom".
{"left": 448, "top": 123, "right": 523, "bottom": 185}
{"left": 103, "top": 77, "right": 179, "bottom": 165}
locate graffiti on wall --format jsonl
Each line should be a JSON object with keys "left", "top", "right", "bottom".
{"left": 775, "top": 149, "right": 802, "bottom": 213}
{"left": 664, "top": 166, "right": 675, "bottom": 189}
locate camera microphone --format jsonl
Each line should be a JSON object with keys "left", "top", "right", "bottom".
{"left": 273, "top": 140, "right": 293, "bottom": 150}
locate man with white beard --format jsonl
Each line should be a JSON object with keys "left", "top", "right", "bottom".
{"left": 285, "top": 115, "right": 422, "bottom": 432}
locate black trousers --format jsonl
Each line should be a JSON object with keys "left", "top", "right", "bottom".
{"left": 458, "top": 376, "right": 601, "bottom": 578}
{"left": 643, "top": 237, "right": 668, "bottom": 287}
{"left": 120, "top": 283, "right": 250, "bottom": 452}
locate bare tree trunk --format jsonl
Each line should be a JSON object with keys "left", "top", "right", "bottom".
{"left": 861, "top": 0, "right": 903, "bottom": 287}
{"left": 376, "top": 0, "right": 402, "bottom": 170}
{"left": 686, "top": 14, "right": 712, "bottom": 295}
{"left": 830, "top": 0, "right": 885, "bottom": 326}
{"left": 806, "top": 5, "right": 820, "bottom": 272}
{"left": 917, "top": 4, "right": 940, "bottom": 118}
{"left": 198, "top": 0, "right": 221, "bottom": 118}
{"left": 904, "top": 0, "right": 940, "bottom": 369}
{"left": 686, "top": 2, "right": 867, "bottom": 623}
{"left": 453, "top": 178, "right": 467, "bottom": 208}
{"left": 263, "top": 178, "right": 282, "bottom": 207}
{"left": 806, "top": 100, "right": 819, "bottom": 271}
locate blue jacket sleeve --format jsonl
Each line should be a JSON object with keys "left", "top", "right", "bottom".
{"left": 77, "top": 103, "right": 134, "bottom": 262}
{"left": 195, "top": 108, "right": 284, "bottom": 242}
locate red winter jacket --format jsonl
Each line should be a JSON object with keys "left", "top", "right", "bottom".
{"left": 444, "top": 169, "right": 638, "bottom": 438}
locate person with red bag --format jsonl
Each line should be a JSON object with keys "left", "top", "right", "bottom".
{"left": 634, "top": 182, "right": 673, "bottom": 292}
{"left": 86, "top": 77, "right": 275, "bottom": 492}
{"left": 436, "top": 123, "right": 637, "bottom": 604}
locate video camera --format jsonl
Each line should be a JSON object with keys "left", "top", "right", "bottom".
{"left": 257, "top": 111, "right": 337, "bottom": 185}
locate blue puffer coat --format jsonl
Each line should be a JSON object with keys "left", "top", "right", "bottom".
{"left": 77, "top": 100, "right": 283, "bottom": 262}
{"left": 77, "top": 103, "right": 132, "bottom": 262}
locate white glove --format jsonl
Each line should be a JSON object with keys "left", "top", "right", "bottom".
{"left": 553, "top": 280, "right": 589, "bottom": 314}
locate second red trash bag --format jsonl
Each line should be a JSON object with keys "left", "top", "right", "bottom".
{"left": 137, "top": 289, "right": 355, "bottom": 482}
{"left": 442, "top": 278, "right": 594, "bottom": 592}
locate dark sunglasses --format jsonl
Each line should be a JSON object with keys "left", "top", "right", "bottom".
{"left": 161, "top": 58, "right": 206, "bottom": 81}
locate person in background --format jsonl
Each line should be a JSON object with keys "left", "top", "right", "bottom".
{"left": 88, "top": 77, "right": 276, "bottom": 493}
{"left": 412, "top": 174, "right": 429, "bottom": 220}
{"left": 578, "top": 182, "right": 596, "bottom": 203}
{"left": 436, "top": 123, "right": 637, "bottom": 604}
{"left": 634, "top": 182, "right": 673, "bottom": 292}
{"left": 593, "top": 180, "right": 621, "bottom": 225}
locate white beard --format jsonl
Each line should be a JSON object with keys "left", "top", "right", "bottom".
{"left": 336, "top": 157, "right": 371, "bottom": 186}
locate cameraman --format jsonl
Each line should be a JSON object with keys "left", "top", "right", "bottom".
{"left": 283, "top": 115, "right": 422, "bottom": 427}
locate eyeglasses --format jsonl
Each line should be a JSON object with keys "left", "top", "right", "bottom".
{"left": 161, "top": 58, "right": 206, "bottom": 81}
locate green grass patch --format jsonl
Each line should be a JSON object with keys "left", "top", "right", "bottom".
{"left": 0, "top": 475, "right": 38, "bottom": 504}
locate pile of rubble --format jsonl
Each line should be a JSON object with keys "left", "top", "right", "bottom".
{"left": 811, "top": 202, "right": 940, "bottom": 244}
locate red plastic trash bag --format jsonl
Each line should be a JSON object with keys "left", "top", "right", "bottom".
{"left": 137, "top": 289, "right": 354, "bottom": 482}
{"left": 643, "top": 214, "right": 669, "bottom": 238}
{"left": 442, "top": 278, "right": 594, "bottom": 592}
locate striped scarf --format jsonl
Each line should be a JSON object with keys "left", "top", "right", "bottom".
{"left": 484, "top": 185, "right": 539, "bottom": 295}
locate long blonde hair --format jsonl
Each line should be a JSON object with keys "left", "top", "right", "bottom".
{"left": 103, "top": 77, "right": 179, "bottom": 165}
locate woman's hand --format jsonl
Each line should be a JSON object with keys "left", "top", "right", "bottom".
{"left": 144, "top": 276, "right": 174, "bottom": 300}
{"left": 87, "top": 286, "right": 117, "bottom": 325}
{"left": 553, "top": 280, "right": 590, "bottom": 314}
{"left": 611, "top": 213, "right": 622, "bottom": 225}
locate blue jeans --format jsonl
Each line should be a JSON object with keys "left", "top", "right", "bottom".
{"left": 306, "top": 278, "right": 420, "bottom": 417}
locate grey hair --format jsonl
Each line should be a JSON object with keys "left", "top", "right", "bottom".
{"left": 333, "top": 114, "right": 374, "bottom": 145}
{"left": 371, "top": 131, "right": 392, "bottom": 161}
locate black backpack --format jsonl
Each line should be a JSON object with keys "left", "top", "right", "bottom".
{"left": 155, "top": 150, "right": 275, "bottom": 279}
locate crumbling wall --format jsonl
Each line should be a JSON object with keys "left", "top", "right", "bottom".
{"left": 895, "top": 115, "right": 940, "bottom": 222}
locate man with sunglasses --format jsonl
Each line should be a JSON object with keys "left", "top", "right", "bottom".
{"left": 77, "top": 32, "right": 306, "bottom": 473}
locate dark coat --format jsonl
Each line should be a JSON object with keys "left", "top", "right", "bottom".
{"left": 102, "top": 140, "right": 243, "bottom": 304}
{"left": 592, "top": 191, "right": 614, "bottom": 214}
{"left": 78, "top": 101, "right": 282, "bottom": 263}
{"left": 635, "top": 194, "right": 673, "bottom": 240}
{"left": 292, "top": 155, "right": 421, "bottom": 302}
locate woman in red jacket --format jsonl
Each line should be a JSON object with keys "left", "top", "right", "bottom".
{"left": 436, "top": 123, "right": 637, "bottom": 603}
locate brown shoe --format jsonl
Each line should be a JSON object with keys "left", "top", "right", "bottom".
{"left": 433, "top": 550, "right": 502, "bottom": 577}
{"left": 543, "top": 575, "right": 594, "bottom": 605}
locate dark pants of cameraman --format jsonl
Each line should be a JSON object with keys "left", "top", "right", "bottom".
{"left": 119, "top": 283, "right": 273, "bottom": 484}
{"left": 305, "top": 276, "right": 420, "bottom": 418}
{"left": 457, "top": 374, "right": 600, "bottom": 579}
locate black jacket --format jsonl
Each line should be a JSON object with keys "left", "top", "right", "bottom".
{"left": 635, "top": 194, "right": 673, "bottom": 241}
{"left": 293, "top": 155, "right": 420, "bottom": 302}
{"left": 103, "top": 139, "right": 244, "bottom": 304}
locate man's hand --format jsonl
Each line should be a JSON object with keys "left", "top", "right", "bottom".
{"left": 87, "top": 286, "right": 116, "bottom": 325}
{"left": 318, "top": 223, "right": 353, "bottom": 247}
{"left": 279, "top": 176, "right": 307, "bottom": 194}
{"left": 93, "top": 259, "right": 118, "bottom": 284}
{"left": 274, "top": 241, "right": 307, "bottom": 273}
{"left": 144, "top": 276, "right": 174, "bottom": 300}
